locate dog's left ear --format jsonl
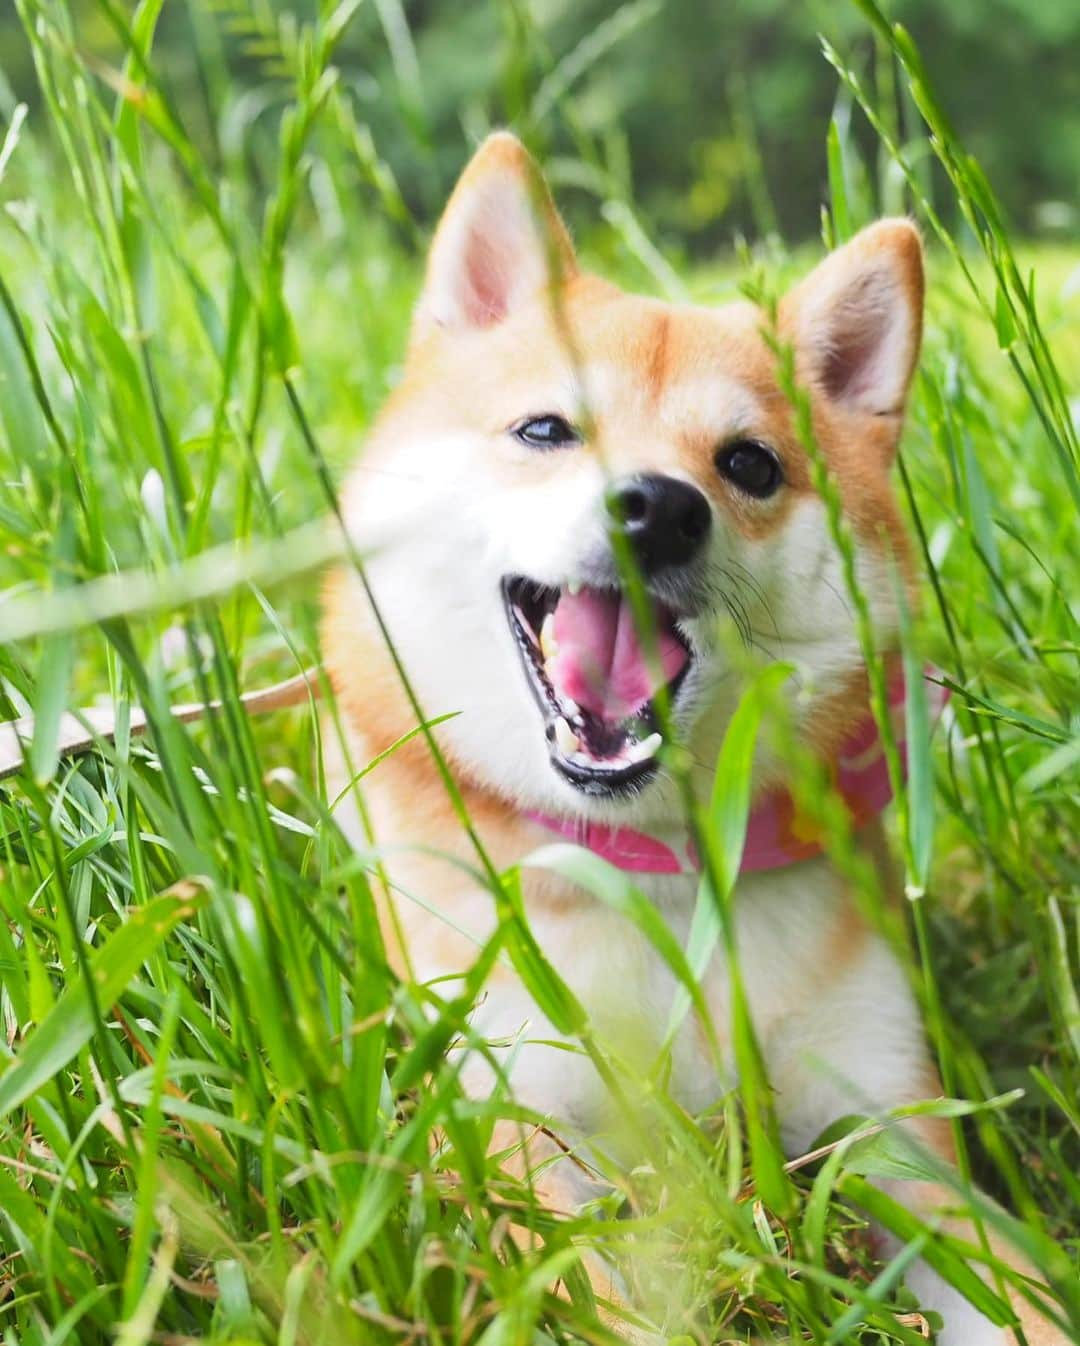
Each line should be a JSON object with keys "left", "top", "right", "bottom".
{"left": 781, "top": 220, "right": 924, "bottom": 438}
{"left": 411, "top": 131, "right": 577, "bottom": 345}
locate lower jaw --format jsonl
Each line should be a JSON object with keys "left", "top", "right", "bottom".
{"left": 539, "top": 675, "right": 695, "bottom": 798}
{"left": 548, "top": 742, "right": 661, "bottom": 797}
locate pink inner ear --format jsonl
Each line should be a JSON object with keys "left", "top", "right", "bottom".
{"left": 819, "top": 272, "right": 907, "bottom": 414}
{"left": 462, "top": 228, "right": 512, "bottom": 327}
{"left": 823, "top": 300, "right": 884, "bottom": 403}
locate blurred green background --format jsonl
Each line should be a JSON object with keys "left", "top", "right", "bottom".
{"left": 1, "top": 0, "right": 1077, "bottom": 255}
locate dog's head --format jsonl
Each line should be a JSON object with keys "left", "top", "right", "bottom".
{"left": 325, "top": 133, "right": 923, "bottom": 821}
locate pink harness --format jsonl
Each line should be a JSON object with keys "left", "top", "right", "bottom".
{"left": 525, "top": 664, "right": 949, "bottom": 876}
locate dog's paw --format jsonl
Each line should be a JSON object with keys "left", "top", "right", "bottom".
{"left": 582, "top": 1254, "right": 660, "bottom": 1343}
{"left": 1003, "top": 1302, "right": 1075, "bottom": 1346}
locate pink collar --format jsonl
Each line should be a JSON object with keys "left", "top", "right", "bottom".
{"left": 525, "top": 664, "right": 948, "bottom": 876}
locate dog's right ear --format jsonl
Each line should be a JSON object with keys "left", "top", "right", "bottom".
{"left": 411, "top": 132, "right": 577, "bottom": 345}
{"left": 780, "top": 220, "right": 924, "bottom": 430}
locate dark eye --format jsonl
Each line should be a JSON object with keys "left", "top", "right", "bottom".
{"left": 715, "top": 439, "right": 783, "bottom": 498}
{"left": 511, "top": 414, "right": 580, "bottom": 450}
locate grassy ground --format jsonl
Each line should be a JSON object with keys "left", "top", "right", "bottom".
{"left": 0, "top": 2, "right": 1077, "bottom": 1344}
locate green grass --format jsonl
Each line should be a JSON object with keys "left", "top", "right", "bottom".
{"left": 0, "top": 2, "right": 1077, "bottom": 1343}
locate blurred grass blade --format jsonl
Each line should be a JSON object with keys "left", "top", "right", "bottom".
{"left": 703, "top": 660, "right": 795, "bottom": 1217}
{"left": 1045, "top": 897, "right": 1080, "bottom": 1067}
{"left": 708, "top": 661, "right": 794, "bottom": 894}
{"left": 30, "top": 630, "right": 75, "bottom": 784}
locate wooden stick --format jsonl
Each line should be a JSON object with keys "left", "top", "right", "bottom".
{"left": 0, "top": 669, "right": 321, "bottom": 782}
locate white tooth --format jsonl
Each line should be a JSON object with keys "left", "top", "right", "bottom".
{"left": 629, "top": 731, "right": 663, "bottom": 763}
{"left": 540, "top": 613, "right": 558, "bottom": 661}
{"left": 514, "top": 605, "right": 539, "bottom": 647}
{"left": 553, "top": 716, "right": 580, "bottom": 756}
{"left": 567, "top": 578, "right": 582, "bottom": 596}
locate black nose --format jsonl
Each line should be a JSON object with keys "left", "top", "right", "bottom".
{"left": 608, "top": 473, "right": 712, "bottom": 573}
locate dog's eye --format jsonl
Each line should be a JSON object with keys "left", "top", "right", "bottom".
{"left": 715, "top": 439, "right": 783, "bottom": 498}
{"left": 512, "top": 415, "right": 580, "bottom": 450}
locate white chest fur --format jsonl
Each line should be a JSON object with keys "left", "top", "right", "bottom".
{"left": 326, "top": 725, "right": 922, "bottom": 1157}
{"left": 464, "top": 858, "right": 918, "bottom": 1147}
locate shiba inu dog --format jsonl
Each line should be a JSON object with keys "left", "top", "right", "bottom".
{"left": 321, "top": 134, "right": 1067, "bottom": 1344}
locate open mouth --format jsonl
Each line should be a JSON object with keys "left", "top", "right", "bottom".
{"left": 501, "top": 576, "right": 693, "bottom": 796}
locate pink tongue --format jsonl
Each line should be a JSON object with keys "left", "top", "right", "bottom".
{"left": 546, "top": 588, "right": 688, "bottom": 722}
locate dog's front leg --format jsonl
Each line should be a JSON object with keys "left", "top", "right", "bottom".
{"left": 455, "top": 984, "right": 648, "bottom": 1337}
{"left": 768, "top": 932, "right": 1071, "bottom": 1346}
{"left": 486, "top": 1116, "right": 646, "bottom": 1335}
{"left": 770, "top": 954, "right": 1072, "bottom": 1345}
{"left": 873, "top": 1164, "right": 1072, "bottom": 1346}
